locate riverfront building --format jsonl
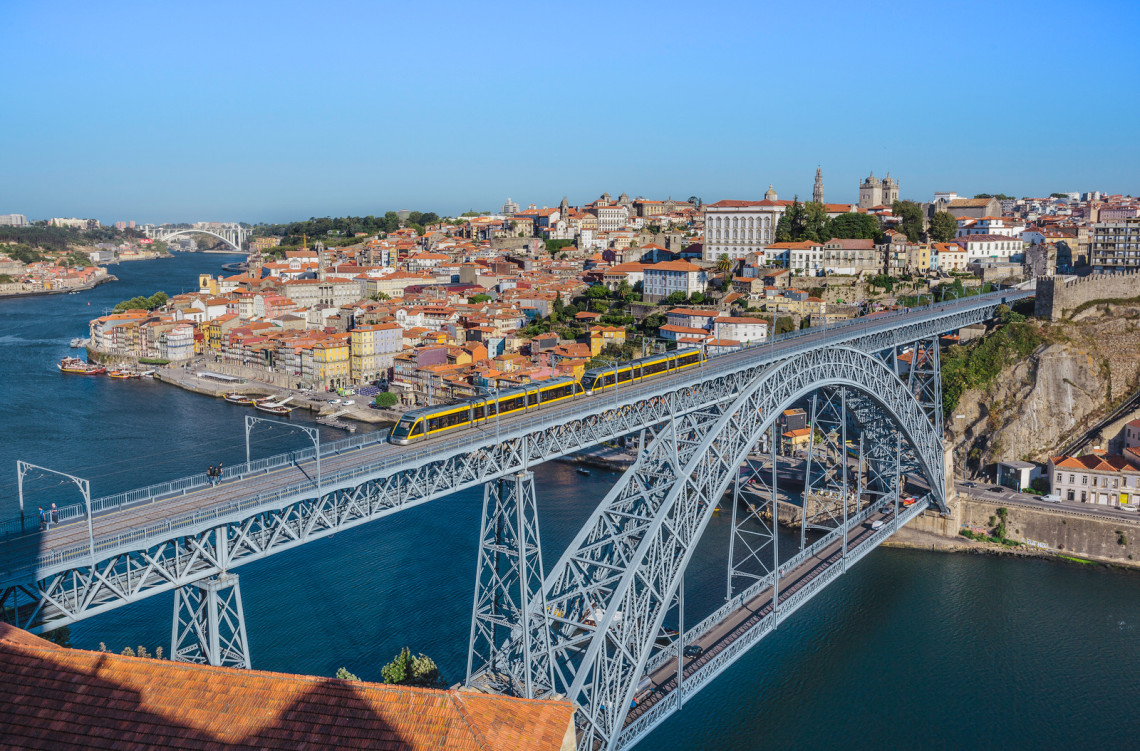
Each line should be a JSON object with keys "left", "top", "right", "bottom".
{"left": 1048, "top": 452, "right": 1140, "bottom": 508}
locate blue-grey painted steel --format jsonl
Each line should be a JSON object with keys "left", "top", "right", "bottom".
{"left": 518, "top": 344, "right": 947, "bottom": 750}
{"left": 0, "top": 291, "right": 1026, "bottom": 638}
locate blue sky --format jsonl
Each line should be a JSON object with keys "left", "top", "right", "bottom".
{"left": 3, "top": 0, "right": 1137, "bottom": 224}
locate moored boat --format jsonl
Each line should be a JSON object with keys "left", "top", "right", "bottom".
{"left": 255, "top": 401, "right": 295, "bottom": 415}
{"left": 223, "top": 392, "right": 258, "bottom": 405}
{"left": 59, "top": 357, "right": 105, "bottom": 375}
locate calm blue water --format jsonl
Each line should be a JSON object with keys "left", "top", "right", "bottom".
{"left": 2, "top": 253, "right": 1138, "bottom": 749}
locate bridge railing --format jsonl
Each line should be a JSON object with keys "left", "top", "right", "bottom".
{"left": 2, "top": 289, "right": 1026, "bottom": 546}
{"left": 0, "top": 429, "right": 391, "bottom": 540}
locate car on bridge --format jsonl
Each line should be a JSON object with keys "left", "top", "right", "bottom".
{"left": 682, "top": 644, "right": 703, "bottom": 659}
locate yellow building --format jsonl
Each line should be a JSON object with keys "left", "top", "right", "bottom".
{"left": 314, "top": 338, "right": 351, "bottom": 390}
{"left": 198, "top": 274, "right": 219, "bottom": 296}
{"left": 588, "top": 325, "right": 627, "bottom": 356}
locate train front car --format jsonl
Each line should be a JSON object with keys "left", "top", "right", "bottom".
{"left": 389, "top": 410, "right": 425, "bottom": 445}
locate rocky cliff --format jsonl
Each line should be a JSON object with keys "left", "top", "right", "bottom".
{"left": 948, "top": 303, "right": 1140, "bottom": 477}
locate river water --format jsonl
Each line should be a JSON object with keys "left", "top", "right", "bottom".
{"left": 2, "top": 253, "right": 1138, "bottom": 749}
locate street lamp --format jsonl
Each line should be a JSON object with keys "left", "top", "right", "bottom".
{"left": 244, "top": 416, "right": 321, "bottom": 496}
{"left": 17, "top": 461, "right": 95, "bottom": 563}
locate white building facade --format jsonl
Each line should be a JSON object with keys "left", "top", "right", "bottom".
{"left": 702, "top": 196, "right": 788, "bottom": 262}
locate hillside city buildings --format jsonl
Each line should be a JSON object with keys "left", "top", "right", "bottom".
{"left": 49, "top": 172, "right": 1133, "bottom": 416}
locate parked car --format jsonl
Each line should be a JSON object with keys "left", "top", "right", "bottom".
{"left": 961, "top": 481, "right": 978, "bottom": 489}
{"left": 682, "top": 645, "right": 703, "bottom": 659}
{"left": 330, "top": 399, "right": 342, "bottom": 405}
{"left": 343, "top": 400, "right": 355, "bottom": 405}
{"left": 987, "top": 486, "right": 1006, "bottom": 494}
{"left": 1040, "top": 494, "right": 1062, "bottom": 503}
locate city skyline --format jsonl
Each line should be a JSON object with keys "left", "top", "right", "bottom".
{"left": 3, "top": 0, "right": 1138, "bottom": 223}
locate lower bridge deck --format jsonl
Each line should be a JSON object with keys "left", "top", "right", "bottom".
{"left": 618, "top": 498, "right": 928, "bottom": 746}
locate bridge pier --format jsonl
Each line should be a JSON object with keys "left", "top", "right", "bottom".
{"left": 171, "top": 572, "right": 251, "bottom": 669}
{"left": 467, "top": 469, "right": 551, "bottom": 698}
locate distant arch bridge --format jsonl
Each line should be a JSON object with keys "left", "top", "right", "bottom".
{"left": 145, "top": 224, "right": 248, "bottom": 252}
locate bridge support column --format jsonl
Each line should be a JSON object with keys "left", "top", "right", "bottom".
{"left": 466, "top": 470, "right": 550, "bottom": 698}
{"left": 172, "top": 572, "right": 251, "bottom": 669}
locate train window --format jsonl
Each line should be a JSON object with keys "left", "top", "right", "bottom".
{"left": 527, "top": 390, "right": 540, "bottom": 406}
{"left": 646, "top": 359, "right": 667, "bottom": 375}
{"left": 392, "top": 417, "right": 414, "bottom": 438}
{"left": 583, "top": 376, "right": 599, "bottom": 391}
{"left": 501, "top": 396, "right": 523, "bottom": 412}
{"left": 617, "top": 369, "right": 632, "bottom": 383}
{"left": 410, "top": 420, "right": 424, "bottom": 437}
{"left": 472, "top": 404, "right": 484, "bottom": 420}
{"left": 574, "top": 381, "right": 584, "bottom": 394}
{"left": 486, "top": 401, "right": 497, "bottom": 416}
{"left": 427, "top": 416, "right": 440, "bottom": 432}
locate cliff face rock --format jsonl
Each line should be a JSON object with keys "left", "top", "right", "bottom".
{"left": 948, "top": 308, "right": 1140, "bottom": 477}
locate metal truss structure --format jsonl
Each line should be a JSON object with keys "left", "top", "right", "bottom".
{"left": 172, "top": 572, "right": 251, "bottom": 669}
{"left": 0, "top": 293, "right": 1019, "bottom": 712}
{"left": 488, "top": 344, "right": 947, "bottom": 750}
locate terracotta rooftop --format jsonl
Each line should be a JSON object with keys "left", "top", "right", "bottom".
{"left": 0, "top": 623, "right": 574, "bottom": 750}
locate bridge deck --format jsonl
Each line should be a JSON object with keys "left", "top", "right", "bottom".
{"left": 1, "top": 292, "right": 1027, "bottom": 583}
{"left": 620, "top": 498, "right": 925, "bottom": 745}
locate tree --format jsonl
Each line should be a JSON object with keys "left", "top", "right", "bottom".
{"left": 827, "top": 213, "right": 881, "bottom": 240}
{"left": 892, "top": 200, "right": 925, "bottom": 242}
{"left": 112, "top": 291, "right": 168, "bottom": 313}
{"left": 585, "top": 284, "right": 610, "bottom": 300}
{"left": 615, "top": 279, "right": 634, "bottom": 301}
{"left": 1049, "top": 192, "right": 1070, "bottom": 199}
{"left": 662, "top": 291, "right": 687, "bottom": 305}
{"left": 689, "top": 291, "right": 705, "bottom": 305}
{"left": 974, "top": 193, "right": 1013, "bottom": 201}
{"left": 373, "top": 392, "right": 398, "bottom": 407}
{"left": 552, "top": 292, "right": 565, "bottom": 318}
{"left": 468, "top": 293, "right": 491, "bottom": 303}
{"left": 716, "top": 253, "right": 733, "bottom": 274}
{"left": 381, "top": 647, "right": 442, "bottom": 687}
{"left": 336, "top": 667, "right": 360, "bottom": 681}
{"left": 369, "top": 292, "right": 391, "bottom": 301}
{"left": 802, "top": 201, "right": 829, "bottom": 242}
{"left": 929, "top": 211, "right": 957, "bottom": 243}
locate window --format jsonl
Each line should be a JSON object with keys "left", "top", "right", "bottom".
{"left": 1067, "top": 490, "right": 1074, "bottom": 501}
{"left": 1081, "top": 475, "right": 1088, "bottom": 484}
{"left": 1081, "top": 491, "right": 1087, "bottom": 502}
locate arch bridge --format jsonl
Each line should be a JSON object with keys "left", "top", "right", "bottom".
{"left": 145, "top": 224, "right": 248, "bottom": 252}
{"left": 0, "top": 290, "right": 1031, "bottom": 749}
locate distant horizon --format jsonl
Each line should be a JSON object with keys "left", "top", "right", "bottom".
{"left": 8, "top": 177, "right": 1130, "bottom": 227}
{"left": 3, "top": 0, "right": 1137, "bottom": 225}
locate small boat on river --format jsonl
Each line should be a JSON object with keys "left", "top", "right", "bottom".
{"left": 58, "top": 357, "right": 105, "bottom": 375}
{"left": 223, "top": 392, "right": 258, "bottom": 405}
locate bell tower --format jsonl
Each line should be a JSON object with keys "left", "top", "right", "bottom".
{"left": 813, "top": 166, "right": 824, "bottom": 204}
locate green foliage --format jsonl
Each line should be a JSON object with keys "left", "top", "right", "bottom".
{"left": 928, "top": 211, "right": 957, "bottom": 243}
{"left": 891, "top": 200, "right": 925, "bottom": 242}
{"left": 941, "top": 321, "right": 1046, "bottom": 418}
{"left": 373, "top": 392, "right": 398, "bottom": 407}
{"left": 775, "top": 198, "right": 828, "bottom": 243}
{"left": 545, "top": 239, "right": 574, "bottom": 255}
{"left": 974, "top": 193, "right": 1014, "bottom": 201}
{"left": 1049, "top": 193, "right": 1070, "bottom": 199}
{"left": 113, "top": 291, "right": 168, "bottom": 313}
{"left": 662, "top": 291, "right": 688, "bottom": 306}
{"left": 586, "top": 285, "right": 610, "bottom": 300}
{"left": 0, "top": 274, "right": 13, "bottom": 284}
{"left": 44, "top": 626, "right": 71, "bottom": 648}
{"left": 252, "top": 211, "right": 434, "bottom": 242}
{"left": 381, "top": 647, "right": 442, "bottom": 687}
{"left": 689, "top": 291, "right": 705, "bottom": 305}
{"left": 369, "top": 292, "right": 391, "bottom": 301}
{"left": 138, "top": 357, "right": 171, "bottom": 365}
{"left": 774, "top": 316, "right": 795, "bottom": 335}
{"left": 827, "top": 212, "right": 882, "bottom": 240}
{"left": 336, "top": 667, "right": 361, "bottom": 681}
{"left": 867, "top": 274, "right": 894, "bottom": 292}
{"left": 467, "top": 293, "right": 491, "bottom": 303}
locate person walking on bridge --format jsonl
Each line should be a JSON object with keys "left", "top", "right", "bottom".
{"left": 38, "top": 506, "right": 46, "bottom": 531}
{"left": 50, "top": 504, "right": 58, "bottom": 525}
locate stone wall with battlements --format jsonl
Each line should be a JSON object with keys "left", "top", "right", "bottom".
{"left": 1035, "top": 272, "right": 1140, "bottom": 321}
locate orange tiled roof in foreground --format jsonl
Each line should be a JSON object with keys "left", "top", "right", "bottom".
{"left": 0, "top": 623, "right": 575, "bottom": 750}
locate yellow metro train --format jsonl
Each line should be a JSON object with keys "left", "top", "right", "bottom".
{"left": 389, "top": 348, "right": 704, "bottom": 445}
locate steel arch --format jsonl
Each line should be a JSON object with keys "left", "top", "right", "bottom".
{"left": 531, "top": 345, "right": 945, "bottom": 750}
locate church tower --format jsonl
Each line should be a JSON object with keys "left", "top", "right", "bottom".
{"left": 859, "top": 171, "right": 882, "bottom": 209}
{"left": 813, "top": 166, "right": 824, "bottom": 204}
{"left": 559, "top": 195, "right": 570, "bottom": 219}
{"left": 764, "top": 184, "right": 778, "bottom": 201}
{"left": 881, "top": 172, "right": 899, "bottom": 205}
